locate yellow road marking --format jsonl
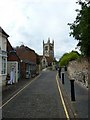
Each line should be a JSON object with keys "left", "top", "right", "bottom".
{"left": 0, "top": 74, "right": 40, "bottom": 109}
{"left": 56, "top": 74, "right": 70, "bottom": 120}
{"left": 1, "top": 73, "right": 70, "bottom": 119}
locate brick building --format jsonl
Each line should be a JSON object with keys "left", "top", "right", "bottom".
{"left": 16, "top": 45, "right": 37, "bottom": 79}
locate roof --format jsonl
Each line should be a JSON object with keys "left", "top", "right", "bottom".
{"left": 7, "top": 39, "right": 14, "bottom": 52}
{"left": 16, "top": 45, "right": 35, "bottom": 53}
{"left": 7, "top": 40, "right": 20, "bottom": 61}
{"left": 38, "top": 55, "right": 43, "bottom": 61}
{"left": 16, "top": 45, "right": 36, "bottom": 63}
{"left": 0, "top": 27, "right": 9, "bottom": 37}
{"left": 25, "top": 46, "right": 35, "bottom": 53}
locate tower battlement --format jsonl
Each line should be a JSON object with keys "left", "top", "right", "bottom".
{"left": 43, "top": 38, "right": 54, "bottom": 58}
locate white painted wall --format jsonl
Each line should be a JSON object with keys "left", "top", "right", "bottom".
{"left": 0, "top": 34, "right": 3, "bottom": 86}
{"left": 0, "top": 30, "right": 8, "bottom": 86}
{"left": 0, "top": 33, "right": 2, "bottom": 50}
{"left": 2, "top": 37, "right": 6, "bottom": 51}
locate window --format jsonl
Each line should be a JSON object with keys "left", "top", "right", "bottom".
{"left": 2, "top": 57, "right": 6, "bottom": 74}
{"left": 45, "top": 46, "right": 48, "bottom": 51}
{"left": 43, "top": 60, "right": 45, "bottom": 64}
{"left": 50, "top": 46, "right": 53, "bottom": 50}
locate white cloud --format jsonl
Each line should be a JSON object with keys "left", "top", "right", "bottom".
{"left": 0, "top": 0, "right": 80, "bottom": 60}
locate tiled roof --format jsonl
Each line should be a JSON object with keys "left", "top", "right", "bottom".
{"left": 0, "top": 27, "right": 9, "bottom": 37}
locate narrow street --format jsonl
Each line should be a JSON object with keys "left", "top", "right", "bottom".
{"left": 0, "top": 0, "right": 89, "bottom": 119}
{"left": 2, "top": 71, "right": 68, "bottom": 118}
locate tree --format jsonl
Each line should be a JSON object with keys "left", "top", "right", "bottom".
{"left": 68, "top": 1, "right": 90, "bottom": 57}
{"left": 59, "top": 51, "right": 80, "bottom": 67}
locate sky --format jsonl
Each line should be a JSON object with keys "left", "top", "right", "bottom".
{"left": 0, "top": 0, "right": 80, "bottom": 60}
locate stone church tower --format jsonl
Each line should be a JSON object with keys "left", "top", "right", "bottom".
{"left": 43, "top": 38, "right": 54, "bottom": 59}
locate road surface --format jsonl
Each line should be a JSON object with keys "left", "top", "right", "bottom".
{"left": 2, "top": 71, "right": 69, "bottom": 118}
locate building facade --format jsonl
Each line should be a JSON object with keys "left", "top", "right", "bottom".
{"left": 0, "top": 27, "right": 9, "bottom": 86}
{"left": 43, "top": 38, "right": 54, "bottom": 58}
{"left": 16, "top": 45, "right": 37, "bottom": 79}
{"left": 7, "top": 40, "right": 20, "bottom": 84}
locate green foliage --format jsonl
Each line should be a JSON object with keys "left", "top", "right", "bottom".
{"left": 68, "top": 1, "right": 90, "bottom": 57}
{"left": 59, "top": 51, "right": 80, "bottom": 67}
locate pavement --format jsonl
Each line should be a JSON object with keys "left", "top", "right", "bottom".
{"left": 58, "top": 71, "right": 88, "bottom": 119}
{"left": 2, "top": 75, "right": 39, "bottom": 104}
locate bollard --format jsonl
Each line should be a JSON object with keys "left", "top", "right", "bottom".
{"left": 70, "top": 79, "right": 75, "bottom": 101}
{"left": 62, "top": 73, "right": 64, "bottom": 84}
{"left": 59, "top": 70, "right": 61, "bottom": 78}
{"left": 58, "top": 67, "right": 61, "bottom": 78}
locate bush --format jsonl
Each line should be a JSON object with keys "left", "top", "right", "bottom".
{"left": 59, "top": 51, "right": 80, "bottom": 67}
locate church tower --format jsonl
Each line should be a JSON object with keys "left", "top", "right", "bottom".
{"left": 43, "top": 38, "right": 54, "bottom": 59}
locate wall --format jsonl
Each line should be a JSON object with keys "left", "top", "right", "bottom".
{"left": 2, "top": 37, "right": 6, "bottom": 51}
{"left": 67, "top": 57, "right": 89, "bottom": 87}
{"left": 0, "top": 50, "right": 2, "bottom": 85}
{"left": 0, "top": 57, "right": 2, "bottom": 86}
{"left": 0, "top": 30, "right": 8, "bottom": 86}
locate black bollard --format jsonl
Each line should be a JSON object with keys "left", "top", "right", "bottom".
{"left": 59, "top": 67, "right": 61, "bottom": 78}
{"left": 70, "top": 79, "right": 75, "bottom": 101}
{"left": 62, "top": 73, "right": 64, "bottom": 84}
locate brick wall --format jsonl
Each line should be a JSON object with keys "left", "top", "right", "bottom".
{"left": 16, "top": 45, "right": 37, "bottom": 79}
{"left": 67, "top": 57, "right": 89, "bottom": 87}
{"left": 20, "top": 62, "right": 26, "bottom": 79}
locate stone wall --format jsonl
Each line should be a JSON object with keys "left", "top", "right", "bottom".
{"left": 67, "top": 57, "right": 89, "bottom": 88}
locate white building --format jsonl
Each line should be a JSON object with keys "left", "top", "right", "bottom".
{"left": 0, "top": 27, "right": 9, "bottom": 86}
